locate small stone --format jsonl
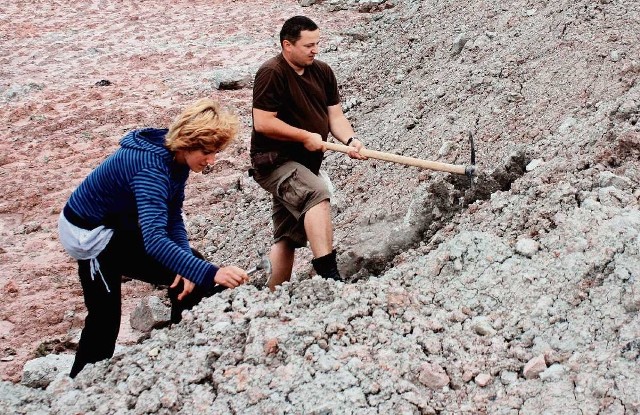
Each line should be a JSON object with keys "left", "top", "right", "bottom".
{"left": 130, "top": 296, "right": 171, "bottom": 332}
{"left": 422, "top": 337, "right": 441, "bottom": 354}
{"left": 418, "top": 363, "right": 450, "bottom": 389}
{"left": 516, "top": 238, "right": 539, "bottom": 257}
{"left": 523, "top": 355, "right": 547, "bottom": 379}
{"left": 194, "top": 334, "right": 208, "bottom": 346}
{"left": 500, "top": 370, "right": 518, "bottom": 385}
{"left": 622, "top": 282, "right": 640, "bottom": 312}
{"left": 451, "top": 33, "right": 469, "bottom": 56}
{"left": 438, "top": 141, "right": 454, "bottom": 157}
{"left": 598, "top": 171, "right": 633, "bottom": 190}
{"left": 471, "top": 316, "right": 496, "bottom": 336}
{"left": 449, "top": 309, "right": 467, "bottom": 322}
{"left": 210, "top": 69, "right": 251, "bottom": 90}
{"left": 539, "top": 364, "right": 566, "bottom": 381}
{"left": 526, "top": 159, "right": 544, "bottom": 171}
{"left": 23, "top": 222, "right": 42, "bottom": 234}
{"left": 4, "top": 280, "right": 18, "bottom": 294}
{"left": 462, "top": 370, "right": 476, "bottom": 382}
{"left": 475, "top": 373, "right": 492, "bottom": 387}
{"left": 21, "top": 354, "right": 75, "bottom": 388}
{"left": 264, "top": 338, "right": 279, "bottom": 355}
{"left": 610, "top": 50, "right": 621, "bottom": 62}
{"left": 558, "top": 117, "right": 577, "bottom": 134}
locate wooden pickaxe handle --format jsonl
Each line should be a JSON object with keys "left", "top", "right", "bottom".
{"left": 324, "top": 142, "right": 475, "bottom": 176}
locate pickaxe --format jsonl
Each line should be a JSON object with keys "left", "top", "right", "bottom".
{"left": 324, "top": 132, "right": 477, "bottom": 177}
{"left": 247, "top": 251, "right": 272, "bottom": 276}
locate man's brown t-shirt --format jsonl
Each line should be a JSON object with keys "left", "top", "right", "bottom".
{"left": 250, "top": 53, "right": 340, "bottom": 174}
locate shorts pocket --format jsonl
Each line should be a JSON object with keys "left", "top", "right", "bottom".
{"left": 276, "top": 169, "right": 306, "bottom": 211}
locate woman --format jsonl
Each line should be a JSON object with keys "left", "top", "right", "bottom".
{"left": 58, "top": 98, "right": 249, "bottom": 378}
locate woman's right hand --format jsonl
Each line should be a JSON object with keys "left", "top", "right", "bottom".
{"left": 214, "top": 265, "right": 249, "bottom": 288}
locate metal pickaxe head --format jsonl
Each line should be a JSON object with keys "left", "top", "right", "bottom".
{"left": 247, "top": 251, "right": 272, "bottom": 276}
{"left": 464, "top": 131, "right": 477, "bottom": 178}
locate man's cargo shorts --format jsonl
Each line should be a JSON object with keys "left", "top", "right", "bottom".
{"left": 252, "top": 161, "right": 331, "bottom": 248}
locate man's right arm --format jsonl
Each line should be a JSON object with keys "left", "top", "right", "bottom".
{"left": 253, "top": 108, "right": 325, "bottom": 152}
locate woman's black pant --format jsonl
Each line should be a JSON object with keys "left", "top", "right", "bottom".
{"left": 69, "top": 229, "right": 223, "bottom": 378}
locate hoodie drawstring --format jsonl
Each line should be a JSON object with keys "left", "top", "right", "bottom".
{"left": 90, "top": 258, "right": 111, "bottom": 293}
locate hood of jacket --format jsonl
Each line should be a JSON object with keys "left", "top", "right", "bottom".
{"left": 119, "top": 128, "right": 173, "bottom": 163}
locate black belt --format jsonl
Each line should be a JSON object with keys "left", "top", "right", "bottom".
{"left": 63, "top": 205, "right": 100, "bottom": 230}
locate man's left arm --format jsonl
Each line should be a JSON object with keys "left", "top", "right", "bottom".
{"left": 328, "top": 104, "right": 367, "bottom": 160}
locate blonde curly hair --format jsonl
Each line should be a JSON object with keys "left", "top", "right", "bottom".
{"left": 165, "top": 98, "right": 239, "bottom": 153}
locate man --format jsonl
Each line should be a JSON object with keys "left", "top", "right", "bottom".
{"left": 250, "top": 15, "right": 366, "bottom": 290}
{"left": 58, "top": 98, "right": 249, "bottom": 378}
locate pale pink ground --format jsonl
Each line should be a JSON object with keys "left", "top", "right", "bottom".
{"left": 0, "top": 0, "right": 363, "bottom": 382}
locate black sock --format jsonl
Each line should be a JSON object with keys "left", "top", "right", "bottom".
{"left": 311, "top": 249, "right": 342, "bottom": 280}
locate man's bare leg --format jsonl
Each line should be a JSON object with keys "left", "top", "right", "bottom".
{"left": 269, "top": 200, "right": 336, "bottom": 290}
{"left": 268, "top": 240, "right": 295, "bottom": 291}
{"left": 304, "top": 200, "right": 333, "bottom": 258}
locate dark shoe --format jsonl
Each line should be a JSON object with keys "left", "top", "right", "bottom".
{"left": 312, "top": 249, "right": 342, "bottom": 281}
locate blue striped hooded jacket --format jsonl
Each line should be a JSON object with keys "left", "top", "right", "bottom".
{"left": 64, "top": 128, "right": 218, "bottom": 287}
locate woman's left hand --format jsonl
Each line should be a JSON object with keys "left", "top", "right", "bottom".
{"left": 171, "top": 275, "right": 195, "bottom": 301}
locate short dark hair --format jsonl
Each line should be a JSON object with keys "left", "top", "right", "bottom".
{"left": 279, "top": 16, "right": 318, "bottom": 46}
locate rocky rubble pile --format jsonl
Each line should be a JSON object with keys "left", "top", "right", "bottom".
{"left": 1, "top": 0, "right": 639, "bottom": 413}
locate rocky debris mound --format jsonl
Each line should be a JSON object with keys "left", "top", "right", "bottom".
{"left": 2, "top": 189, "right": 639, "bottom": 412}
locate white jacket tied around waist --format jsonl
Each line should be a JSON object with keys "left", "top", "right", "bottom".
{"left": 58, "top": 211, "right": 114, "bottom": 292}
